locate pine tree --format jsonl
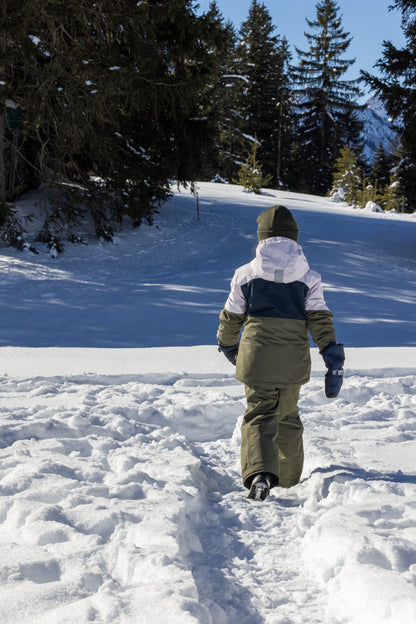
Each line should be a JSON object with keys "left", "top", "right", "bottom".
{"left": 330, "top": 145, "right": 361, "bottom": 205}
{"left": 382, "top": 167, "right": 406, "bottom": 212}
{"left": 0, "top": 1, "right": 42, "bottom": 203}
{"left": 274, "top": 37, "right": 294, "bottom": 187}
{"left": 362, "top": 0, "right": 416, "bottom": 211}
{"left": 234, "top": 134, "right": 272, "bottom": 193}
{"left": 292, "top": 0, "right": 363, "bottom": 195}
{"left": 372, "top": 142, "right": 393, "bottom": 189}
{"left": 197, "top": 2, "right": 244, "bottom": 182}
{"left": 233, "top": 1, "right": 294, "bottom": 188}
{"left": 0, "top": 0, "right": 229, "bottom": 246}
{"left": 393, "top": 148, "right": 416, "bottom": 212}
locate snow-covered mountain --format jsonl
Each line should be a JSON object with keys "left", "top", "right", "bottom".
{"left": 360, "top": 95, "right": 398, "bottom": 163}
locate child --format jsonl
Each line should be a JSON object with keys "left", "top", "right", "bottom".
{"left": 218, "top": 205, "right": 344, "bottom": 501}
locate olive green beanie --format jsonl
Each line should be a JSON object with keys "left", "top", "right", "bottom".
{"left": 257, "top": 205, "right": 299, "bottom": 242}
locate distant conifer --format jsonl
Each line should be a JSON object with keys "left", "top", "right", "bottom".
{"left": 330, "top": 145, "right": 362, "bottom": 205}
{"left": 292, "top": 0, "right": 363, "bottom": 195}
{"left": 232, "top": 1, "right": 294, "bottom": 188}
{"left": 362, "top": 0, "right": 416, "bottom": 211}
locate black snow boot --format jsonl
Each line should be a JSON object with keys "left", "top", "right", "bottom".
{"left": 247, "top": 473, "right": 272, "bottom": 501}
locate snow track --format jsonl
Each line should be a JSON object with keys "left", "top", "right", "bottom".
{"left": 0, "top": 366, "right": 415, "bottom": 623}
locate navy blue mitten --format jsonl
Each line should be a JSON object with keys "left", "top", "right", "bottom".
{"left": 320, "top": 342, "right": 345, "bottom": 398}
{"left": 218, "top": 343, "right": 239, "bottom": 366}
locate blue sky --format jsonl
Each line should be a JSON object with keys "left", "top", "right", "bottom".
{"left": 195, "top": 0, "right": 406, "bottom": 98}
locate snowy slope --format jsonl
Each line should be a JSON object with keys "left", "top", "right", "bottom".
{"left": 4, "top": 182, "right": 416, "bottom": 348}
{"left": 0, "top": 183, "right": 415, "bottom": 624}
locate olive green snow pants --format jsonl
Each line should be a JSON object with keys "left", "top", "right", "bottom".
{"left": 241, "top": 384, "right": 304, "bottom": 489}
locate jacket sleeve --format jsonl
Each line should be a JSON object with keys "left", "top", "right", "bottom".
{"left": 217, "top": 308, "right": 246, "bottom": 346}
{"left": 306, "top": 310, "right": 337, "bottom": 350}
{"left": 305, "top": 271, "right": 337, "bottom": 350}
{"left": 217, "top": 271, "right": 247, "bottom": 346}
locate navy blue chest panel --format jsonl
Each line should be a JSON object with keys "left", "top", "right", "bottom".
{"left": 241, "top": 278, "right": 309, "bottom": 320}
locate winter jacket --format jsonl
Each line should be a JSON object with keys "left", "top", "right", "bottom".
{"left": 217, "top": 236, "right": 336, "bottom": 387}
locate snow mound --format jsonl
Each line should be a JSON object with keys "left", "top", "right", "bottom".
{"left": 363, "top": 200, "right": 384, "bottom": 213}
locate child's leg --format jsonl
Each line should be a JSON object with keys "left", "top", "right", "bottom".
{"left": 241, "top": 384, "right": 280, "bottom": 488}
{"left": 276, "top": 386, "right": 304, "bottom": 488}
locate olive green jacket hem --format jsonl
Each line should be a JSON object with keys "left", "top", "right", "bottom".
{"left": 218, "top": 308, "right": 336, "bottom": 387}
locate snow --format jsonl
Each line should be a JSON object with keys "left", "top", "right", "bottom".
{"left": 359, "top": 96, "right": 398, "bottom": 163}
{"left": 363, "top": 200, "right": 383, "bottom": 213}
{"left": 0, "top": 182, "right": 415, "bottom": 623}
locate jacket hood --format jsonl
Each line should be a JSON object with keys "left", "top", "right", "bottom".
{"left": 255, "top": 237, "right": 309, "bottom": 283}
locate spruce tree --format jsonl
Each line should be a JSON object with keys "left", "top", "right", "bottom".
{"left": 362, "top": 0, "right": 416, "bottom": 211}
{"left": 292, "top": 0, "right": 363, "bottom": 195}
{"left": 382, "top": 167, "right": 406, "bottom": 212}
{"left": 330, "top": 145, "right": 361, "bottom": 205}
{"left": 234, "top": 1, "right": 294, "bottom": 188}
{"left": 0, "top": 0, "right": 229, "bottom": 246}
{"left": 197, "top": 2, "right": 243, "bottom": 182}
{"left": 274, "top": 37, "right": 294, "bottom": 187}
{"left": 372, "top": 142, "right": 393, "bottom": 189}
{"left": 234, "top": 134, "right": 272, "bottom": 193}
